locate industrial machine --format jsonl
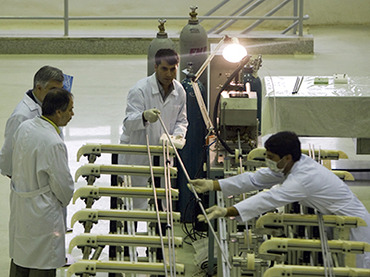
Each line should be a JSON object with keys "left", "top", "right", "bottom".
{"left": 175, "top": 33, "right": 370, "bottom": 277}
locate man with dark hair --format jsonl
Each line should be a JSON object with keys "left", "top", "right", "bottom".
{"left": 190, "top": 131, "right": 370, "bottom": 268}
{"left": 9, "top": 88, "right": 74, "bottom": 277}
{"left": 118, "top": 48, "right": 187, "bottom": 210}
{"left": 154, "top": 48, "right": 180, "bottom": 69}
{"left": 0, "top": 65, "right": 64, "bottom": 178}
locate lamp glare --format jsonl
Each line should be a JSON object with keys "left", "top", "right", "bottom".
{"left": 222, "top": 44, "right": 247, "bottom": 63}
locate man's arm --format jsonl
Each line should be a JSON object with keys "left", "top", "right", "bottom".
{"left": 219, "top": 168, "right": 285, "bottom": 197}
{"left": 122, "top": 87, "right": 148, "bottom": 133}
{"left": 0, "top": 115, "right": 27, "bottom": 177}
{"left": 47, "top": 143, "right": 74, "bottom": 207}
{"left": 234, "top": 179, "right": 306, "bottom": 222}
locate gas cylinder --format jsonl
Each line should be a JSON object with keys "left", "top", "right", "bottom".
{"left": 147, "top": 19, "right": 175, "bottom": 76}
{"left": 178, "top": 63, "right": 207, "bottom": 222}
{"left": 179, "top": 6, "right": 208, "bottom": 91}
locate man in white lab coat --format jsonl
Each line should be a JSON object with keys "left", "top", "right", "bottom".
{"left": 119, "top": 48, "right": 188, "bottom": 210}
{"left": 190, "top": 131, "right": 370, "bottom": 268}
{"left": 9, "top": 88, "right": 75, "bottom": 277}
{"left": 0, "top": 65, "right": 64, "bottom": 177}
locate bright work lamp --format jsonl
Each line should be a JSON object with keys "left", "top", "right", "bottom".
{"left": 222, "top": 39, "right": 247, "bottom": 63}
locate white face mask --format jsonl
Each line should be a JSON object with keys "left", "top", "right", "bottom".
{"left": 265, "top": 158, "right": 285, "bottom": 173}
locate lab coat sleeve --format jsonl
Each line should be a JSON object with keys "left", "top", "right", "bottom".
{"left": 219, "top": 167, "right": 285, "bottom": 197}
{"left": 234, "top": 175, "right": 307, "bottom": 222}
{"left": 0, "top": 114, "right": 28, "bottom": 176}
{"left": 122, "top": 87, "right": 147, "bottom": 133}
{"left": 46, "top": 143, "right": 74, "bottom": 207}
{"left": 172, "top": 87, "right": 188, "bottom": 137}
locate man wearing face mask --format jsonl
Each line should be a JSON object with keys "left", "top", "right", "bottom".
{"left": 189, "top": 131, "right": 370, "bottom": 268}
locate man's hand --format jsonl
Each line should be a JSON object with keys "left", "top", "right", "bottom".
{"left": 188, "top": 179, "right": 214, "bottom": 193}
{"left": 143, "top": 108, "right": 161, "bottom": 123}
{"left": 197, "top": 205, "right": 227, "bottom": 222}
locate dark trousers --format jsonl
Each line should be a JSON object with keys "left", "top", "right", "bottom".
{"left": 9, "top": 260, "right": 56, "bottom": 277}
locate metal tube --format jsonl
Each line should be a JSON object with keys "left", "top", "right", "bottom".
{"left": 64, "top": 0, "right": 69, "bottom": 36}
{"left": 293, "top": 0, "right": 299, "bottom": 34}
{"left": 0, "top": 16, "right": 64, "bottom": 20}
{"left": 241, "top": 0, "right": 291, "bottom": 34}
{"left": 91, "top": 246, "right": 104, "bottom": 260}
{"left": 207, "top": 0, "right": 254, "bottom": 34}
{"left": 0, "top": 15, "right": 309, "bottom": 21}
{"left": 194, "top": 36, "right": 226, "bottom": 82}
{"left": 298, "top": 0, "right": 304, "bottom": 36}
{"left": 0, "top": 15, "right": 307, "bottom": 21}
{"left": 67, "top": 15, "right": 307, "bottom": 21}
{"left": 202, "top": 0, "right": 231, "bottom": 17}
{"left": 157, "top": 115, "right": 232, "bottom": 270}
{"left": 214, "top": 0, "right": 265, "bottom": 34}
{"left": 281, "top": 20, "right": 299, "bottom": 34}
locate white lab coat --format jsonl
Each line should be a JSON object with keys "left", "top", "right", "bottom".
{"left": 119, "top": 73, "right": 188, "bottom": 209}
{"left": 0, "top": 92, "right": 41, "bottom": 177}
{"left": 219, "top": 154, "right": 370, "bottom": 268}
{"left": 9, "top": 117, "right": 74, "bottom": 269}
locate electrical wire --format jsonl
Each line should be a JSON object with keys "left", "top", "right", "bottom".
{"left": 181, "top": 193, "right": 207, "bottom": 245}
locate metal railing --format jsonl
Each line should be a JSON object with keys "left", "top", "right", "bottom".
{"left": 0, "top": 0, "right": 308, "bottom": 37}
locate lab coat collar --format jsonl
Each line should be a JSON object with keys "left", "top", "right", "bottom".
{"left": 150, "top": 73, "right": 179, "bottom": 98}
{"left": 286, "top": 154, "right": 304, "bottom": 175}
{"left": 24, "top": 90, "right": 41, "bottom": 112}
{"left": 40, "top": 115, "right": 61, "bottom": 134}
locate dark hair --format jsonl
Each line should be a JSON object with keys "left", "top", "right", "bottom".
{"left": 42, "top": 88, "right": 73, "bottom": 116}
{"left": 155, "top": 49, "right": 180, "bottom": 66}
{"left": 33, "top": 65, "right": 64, "bottom": 89}
{"left": 264, "top": 131, "right": 301, "bottom": 161}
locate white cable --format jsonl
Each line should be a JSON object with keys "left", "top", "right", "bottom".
{"left": 145, "top": 130, "right": 168, "bottom": 277}
{"left": 157, "top": 114, "right": 232, "bottom": 270}
{"left": 165, "top": 141, "right": 177, "bottom": 277}
{"left": 237, "top": 130, "right": 250, "bottom": 252}
{"left": 217, "top": 191, "right": 230, "bottom": 277}
{"left": 123, "top": 176, "right": 137, "bottom": 263}
{"left": 162, "top": 140, "right": 175, "bottom": 277}
{"left": 317, "top": 211, "right": 335, "bottom": 277}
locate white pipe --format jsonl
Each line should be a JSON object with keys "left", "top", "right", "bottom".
{"left": 145, "top": 130, "right": 168, "bottom": 277}
{"left": 157, "top": 114, "right": 232, "bottom": 270}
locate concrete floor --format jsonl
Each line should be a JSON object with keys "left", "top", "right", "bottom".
{"left": 0, "top": 25, "right": 370, "bottom": 276}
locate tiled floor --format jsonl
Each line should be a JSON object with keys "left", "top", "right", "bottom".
{"left": 0, "top": 25, "right": 370, "bottom": 277}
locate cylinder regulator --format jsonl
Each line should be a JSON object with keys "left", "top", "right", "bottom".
{"left": 147, "top": 19, "right": 175, "bottom": 76}
{"left": 179, "top": 6, "right": 208, "bottom": 90}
